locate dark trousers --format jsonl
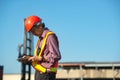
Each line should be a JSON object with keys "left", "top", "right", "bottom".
{"left": 35, "top": 70, "right": 56, "bottom": 80}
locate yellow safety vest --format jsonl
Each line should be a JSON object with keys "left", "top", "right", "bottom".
{"left": 32, "top": 31, "right": 58, "bottom": 73}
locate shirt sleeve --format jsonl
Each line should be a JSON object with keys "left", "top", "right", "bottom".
{"left": 44, "top": 34, "right": 61, "bottom": 65}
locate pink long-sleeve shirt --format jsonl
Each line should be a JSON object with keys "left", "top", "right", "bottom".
{"left": 37, "top": 28, "right": 61, "bottom": 69}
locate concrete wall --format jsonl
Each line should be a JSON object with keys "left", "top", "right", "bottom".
{"left": 56, "top": 69, "right": 120, "bottom": 79}
{"left": 3, "top": 74, "right": 34, "bottom": 80}
{"left": 3, "top": 69, "right": 120, "bottom": 80}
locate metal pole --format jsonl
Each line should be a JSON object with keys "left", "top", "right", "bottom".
{"left": 21, "top": 26, "right": 27, "bottom": 80}
{"left": 80, "top": 66, "right": 83, "bottom": 80}
{"left": 18, "top": 44, "right": 23, "bottom": 58}
{"left": 112, "top": 64, "right": 115, "bottom": 80}
{"left": 23, "top": 20, "right": 27, "bottom": 55}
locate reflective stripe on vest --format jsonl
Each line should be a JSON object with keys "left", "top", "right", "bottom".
{"left": 32, "top": 31, "right": 58, "bottom": 73}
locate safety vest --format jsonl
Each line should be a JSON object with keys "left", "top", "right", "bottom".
{"left": 32, "top": 31, "right": 58, "bottom": 73}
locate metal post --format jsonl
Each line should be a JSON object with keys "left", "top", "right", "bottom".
{"left": 18, "top": 44, "right": 23, "bottom": 58}
{"left": 80, "top": 66, "right": 83, "bottom": 80}
{"left": 21, "top": 26, "right": 27, "bottom": 80}
{"left": 23, "top": 20, "right": 27, "bottom": 55}
{"left": 112, "top": 64, "right": 115, "bottom": 80}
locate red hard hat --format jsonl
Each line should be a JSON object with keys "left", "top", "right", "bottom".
{"left": 25, "top": 15, "right": 42, "bottom": 32}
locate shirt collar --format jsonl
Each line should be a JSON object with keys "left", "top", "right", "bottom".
{"left": 39, "top": 28, "right": 49, "bottom": 39}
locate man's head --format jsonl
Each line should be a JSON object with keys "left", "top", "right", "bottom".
{"left": 25, "top": 15, "right": 45, "bottom": 36}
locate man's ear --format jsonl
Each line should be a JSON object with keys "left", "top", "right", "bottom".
{"left": 38, "top": 23, "right": 43, "bottom": 29}
{"left": 42, "top": 23, "right": 45, "bottom": 28}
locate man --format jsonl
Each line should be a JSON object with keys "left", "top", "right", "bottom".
{"left": 25, "top": 15, "right": 61, "bottom": 80}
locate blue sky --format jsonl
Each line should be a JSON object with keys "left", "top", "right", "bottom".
{"left": 0, "top": 0, "right": 120, "bottom": 73}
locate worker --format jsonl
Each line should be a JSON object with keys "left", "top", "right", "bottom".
{"left": 25, "top": 15, "right": 61, "bottom": 80}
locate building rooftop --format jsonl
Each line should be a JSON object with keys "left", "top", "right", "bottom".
{"left": 59, "top": 62, "right": 120, "bottom": 67}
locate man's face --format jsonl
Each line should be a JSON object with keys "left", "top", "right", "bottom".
{"left": 30, "top": 27, "right": 38, "bottom": 36}
{"left": 30, "top": 26, "right": 43, "bottom": 37}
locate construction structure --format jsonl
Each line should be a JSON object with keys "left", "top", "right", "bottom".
{"left": 18, "top": 19, "right": 34, "bottom": 80}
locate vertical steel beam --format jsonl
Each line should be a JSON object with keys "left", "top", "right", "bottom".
{"left": 18, "top": 19, "right": 34, "bottom": 80}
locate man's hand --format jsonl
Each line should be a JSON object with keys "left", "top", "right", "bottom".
{"left": 18, "top": 55, "right": 32, "bottom": 64}
{"left": 28, "top": 56, "right": 42, "bottom": 62}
